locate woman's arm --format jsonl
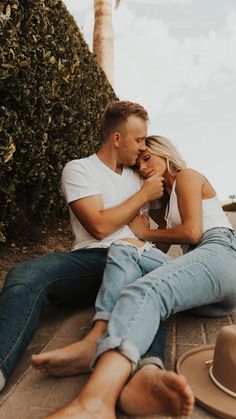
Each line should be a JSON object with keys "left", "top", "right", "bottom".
{"left": 149, "top": 205, "right": 171, "bottom": 253}
{"left": 129, "top": 169, "right": 203, "bottom": 245}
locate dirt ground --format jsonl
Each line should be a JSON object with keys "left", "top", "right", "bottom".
{"left": 0, "top": 218, "right": 74, "bottom": 291}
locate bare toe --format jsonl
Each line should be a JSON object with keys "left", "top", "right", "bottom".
{"left": 119, "top": 365, "right": 194, "bottom": 417}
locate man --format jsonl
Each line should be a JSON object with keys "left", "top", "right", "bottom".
{"left": 31, "top": 101, "right": 193, "bottom": 417}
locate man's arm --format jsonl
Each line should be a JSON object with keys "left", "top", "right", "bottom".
{"left": 70, "top": 174, "right": 164, "bottom": 240}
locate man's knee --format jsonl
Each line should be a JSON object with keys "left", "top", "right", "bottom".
{"left": 3, "top": 262, "right": 51, "bottom": 310}
{"left": 5, "top": 258, "right": 47, "bottom": 289}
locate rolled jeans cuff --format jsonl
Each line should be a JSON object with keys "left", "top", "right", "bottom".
{"left": 138, "top": 356, "right": 165, "bottom": 371}
{"left": 92, "top": 311, "right": 111, "bottom": 323}
{"left": 90, "top": 336, "right": 140, "bottom": 373}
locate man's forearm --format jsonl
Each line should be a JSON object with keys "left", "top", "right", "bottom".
{"left": 94, "top": 188, "right": 150, "bottom": 239}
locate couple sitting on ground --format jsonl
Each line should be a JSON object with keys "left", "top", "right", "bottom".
{"left": 1, "top": 101, "right": 236, "bottom": 418}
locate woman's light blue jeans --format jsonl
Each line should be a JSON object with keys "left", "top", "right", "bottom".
{"left": 94, "top": 241, "right": 170, "bottom": 369}
{"left": 94, "top": 241, "right": 171, "bottom": 322}
{"left": 93, "top": 228, "right": 236, "bottom": 371}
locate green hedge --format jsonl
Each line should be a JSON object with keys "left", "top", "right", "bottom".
{"left": 0, "top": 0, "right": 117, "bottom": 242}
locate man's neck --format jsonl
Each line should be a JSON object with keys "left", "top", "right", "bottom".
{"left": 96, "top": 146, "right": 123, "bottom": 175}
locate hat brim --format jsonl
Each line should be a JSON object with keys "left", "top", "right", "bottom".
{"left": 176, "top": 345, "right": 236, "bottom": 419}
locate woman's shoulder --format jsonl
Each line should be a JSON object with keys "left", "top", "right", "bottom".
{"left": 174, "top": 169, "right": 205, "bottom": 193}
{"left": 175, "top": 168, "right": 204, "bottom": 181}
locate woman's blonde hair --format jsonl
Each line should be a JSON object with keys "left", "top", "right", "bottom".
{"left": 145, "top": 135, "right": 187, "bottom": 175}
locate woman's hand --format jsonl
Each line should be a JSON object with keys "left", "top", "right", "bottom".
{"left": 141, "top": 169, "right": 158, "bottom": 179}
{"left": 129, "top": 214, "right": 150, "bottom": 240}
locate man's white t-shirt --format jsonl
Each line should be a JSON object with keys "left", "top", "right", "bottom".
{"left": 62, "top": 154, "right": 144, "bottom": 250}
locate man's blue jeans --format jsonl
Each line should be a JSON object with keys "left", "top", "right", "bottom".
{"left": 92, "top": 228, "right": 236, "bottom": 371}
{"left": 0, "top": 247, "right": 165, "bottom": 381}
{"left": 0, "top": 248, "right": 108, "bottom": 379}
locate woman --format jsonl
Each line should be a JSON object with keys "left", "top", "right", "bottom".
{"left": 35, "top": 135, "right": 236, "bottom": 419}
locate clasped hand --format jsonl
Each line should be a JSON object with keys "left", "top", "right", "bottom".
{"left": 141, "top": 171, "right": 164, "bottom": 202}
{"left": 129, "top": 213, "right": 150, "bottom": 240}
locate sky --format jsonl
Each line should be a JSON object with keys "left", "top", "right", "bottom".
{"left": 63, "top": 0, "right": 236, "bottom": 200}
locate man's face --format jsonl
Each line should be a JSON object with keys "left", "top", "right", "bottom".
{"left": 118, "top": 115, "right": 147, "bottom": 166}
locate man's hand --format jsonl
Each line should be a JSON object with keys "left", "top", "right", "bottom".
{"left": 141, "top": 174, "right": 164, "bottom": 202}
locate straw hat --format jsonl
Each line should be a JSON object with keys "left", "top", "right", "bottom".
{"left": 176, "top": 324, "right": 236, "bottom": 419}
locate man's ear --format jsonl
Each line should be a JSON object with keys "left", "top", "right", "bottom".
{"left": 112, "top": 132, "right": 121, "bottom": 148}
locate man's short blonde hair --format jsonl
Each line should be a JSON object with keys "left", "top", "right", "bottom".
{"left": 100, "top": 101, "right": 149, "bottom": 141}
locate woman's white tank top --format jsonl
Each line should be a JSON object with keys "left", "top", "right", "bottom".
{"left": 165, "top": 180, "right": 233, "bottom": 233}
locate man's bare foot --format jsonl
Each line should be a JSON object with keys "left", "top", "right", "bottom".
{"left": 45, "top": 398, "right": 115, "bottom": 419}
{"left": 32, "top": 339, "right": 96, "bottom": 377}
{"left": 118, "top": 364, "right": 194, "bottom": 417}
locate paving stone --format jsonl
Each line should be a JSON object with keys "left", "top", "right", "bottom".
{"left": 164, "top": 344, "right": 176, "bottom": 370}
{"left": 176, "top": 312, "right": 231, "bottom": 324}
{"left": 1, "top": 406, "right": 51, "bottom": 419}
{"left": 192, "top": 405, "right": 218, "bottom": 418}
{"left": 43, "top": 375, "right": 89, "bottom": 408}
{"left": 0, "top": 307, "right": 76, "bottom": 406}
{"left": 52, "top": 307, "right": 94, "bottom": 340}
{"left": 204, "top": 322, "right": 232, "bottom": 344}
{"left": 0, "top": 369, "right": 58, "bottom": 417}
{"left": 176, "top": 321, "right": 205, "bottom": 345}
{"left": 165, "top": 318, "right": 176, "bottom": 346}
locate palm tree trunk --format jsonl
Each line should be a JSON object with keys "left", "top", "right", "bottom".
{"left": 93, "top": 0, "right": 114, "bottom": 86}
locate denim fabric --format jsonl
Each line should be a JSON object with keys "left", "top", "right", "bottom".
{"left": 0, "top": 248, "right": 108, "bottom": 379}
{"left": 94, "top": 242, "right": 171, "bottom": 321}
{"left": 94, "top": 242, "right": 170, "bottom": 370}
{"left": 93, "top": 228, "right": 236, "bottom": 371}
{"left": 141, "top": 321, "right": 166, "bottom": 366}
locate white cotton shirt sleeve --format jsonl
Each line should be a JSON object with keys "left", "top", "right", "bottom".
{"left": 61, "top": 158, "right": 101, "bottom": 204}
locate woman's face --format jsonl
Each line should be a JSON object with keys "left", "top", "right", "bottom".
{"left": 137, "top": 150, "right": 167, "bottom": 178}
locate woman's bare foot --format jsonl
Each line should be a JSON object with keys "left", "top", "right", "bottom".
{"left": 32, "top": 339, "right": 96, "bottom": 377}
{"left": 118, "top": 364, "right": 194, "bottom": 417}
{"left": 45, "top": 398, "right": 115, "bottom": 419}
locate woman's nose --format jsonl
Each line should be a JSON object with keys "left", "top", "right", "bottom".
{"left": 139, "top": 163, "right": 147, "bottom": 172}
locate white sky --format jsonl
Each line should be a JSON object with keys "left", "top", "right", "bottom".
{"left": 63, "top": 0, "right": 236, "bottom": 200}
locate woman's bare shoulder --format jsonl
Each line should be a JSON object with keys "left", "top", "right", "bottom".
{"left": 175, "top": 168, "right": 204, "bottom": 181}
